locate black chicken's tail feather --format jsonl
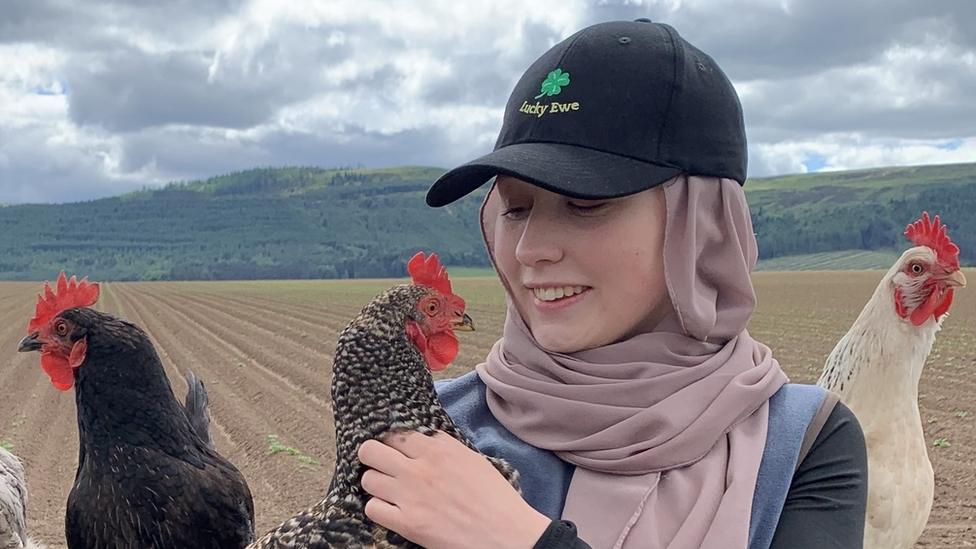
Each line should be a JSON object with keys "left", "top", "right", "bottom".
{"left": 183, "top": 371, "right": 215, "bottom": 450}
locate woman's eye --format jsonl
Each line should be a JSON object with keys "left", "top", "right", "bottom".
{"left": 500, "top": 206, "right": 529, "bottom": 220}
{"left": 569, "top": 201, "right": 607, "bottom": 215}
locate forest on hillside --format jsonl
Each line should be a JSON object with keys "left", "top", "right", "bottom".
{"left": 1, "top": 164, "right": 973, "bottom": 280}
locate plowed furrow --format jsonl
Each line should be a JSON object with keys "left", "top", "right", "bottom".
{"left": 130, "top": 289, "right": 331, "bottom": 410}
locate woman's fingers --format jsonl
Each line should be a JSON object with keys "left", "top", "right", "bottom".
{"left": 361, "top": 468, "right": 400, "bottom": 503}
{"left": 364, "top": 496, "right": 406, "bottom": 532}
{"left": 358, "top": 438, "right": 411, "bottom": 476}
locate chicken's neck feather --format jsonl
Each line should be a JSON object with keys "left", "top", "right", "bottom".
{"left": 818, "top": 268, "right": 941, "bottom": 417}
{"left": 328, "top": 300, "right": 460, "bottom": 501}
{"left": 74, "top": 322, "right": 199, "bottom": 456}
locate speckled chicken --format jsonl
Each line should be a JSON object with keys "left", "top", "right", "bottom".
{"left": 249, "top": 252, "right": 520, "bottom": 549}
{"left": 818, "top": 213, "right": 967, "bottom": 549}
{"left": 0, "top": 447, "right": 44, "bottom": 549}
{"left": 17, "top": 273, "right": 255, "bottom": 549}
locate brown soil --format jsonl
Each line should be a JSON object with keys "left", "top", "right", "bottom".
{"left": 0, "top": 271, "right": 972, "bottom": 548}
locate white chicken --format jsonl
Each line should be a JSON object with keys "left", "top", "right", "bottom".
{"left": 818, "top": 212, "right": 967, "bottom": 549}
{"left": 0, "top": 447, "right": 44, "bottom": 549}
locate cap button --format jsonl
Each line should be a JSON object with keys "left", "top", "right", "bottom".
{"left": 634, "top": 18, "right": 653, "bottom": 23}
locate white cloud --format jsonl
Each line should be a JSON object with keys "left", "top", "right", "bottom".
{"left": 739, "top": 35, "right": 976, "bottom": 143}
{"left": 751, "top": 135, "right": 976, "bottom": 177}
{"left": 0, "top": 0, "right": 973, "bottom": 203}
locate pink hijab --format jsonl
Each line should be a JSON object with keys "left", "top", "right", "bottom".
{"left": 476, "top": 174, "right": 788, "bottom": 549}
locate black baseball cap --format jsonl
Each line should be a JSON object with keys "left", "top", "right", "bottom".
{"left": 426, "top": 19, "right": 747, "bottom": 207}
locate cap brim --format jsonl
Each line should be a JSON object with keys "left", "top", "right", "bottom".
{"left": 426, "top": 142, "right": 683, "bottom": 207}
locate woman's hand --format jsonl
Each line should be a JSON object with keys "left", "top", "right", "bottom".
{"left": 358, "top": 430, "right": 551, "bottom": 549}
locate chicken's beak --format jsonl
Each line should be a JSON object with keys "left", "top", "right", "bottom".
{"left": 453, "top": 313, "right": 475, "bottom": 332}
{"left": 943, "top": 270, "right": 967, "bottom": 288}
{"left": 17, "top": 333, "right": 43, "bottom": 352}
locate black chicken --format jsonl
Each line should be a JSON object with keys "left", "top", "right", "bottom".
{"left": 17, "top": 273, "right": 255, "bottom": 549}
{"left": 249, "top": 252, "right": 520, "bottom": 549}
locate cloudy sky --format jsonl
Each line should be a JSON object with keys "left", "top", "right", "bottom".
{"left": 1, "top": 0, "right": 974, "bottom": 204}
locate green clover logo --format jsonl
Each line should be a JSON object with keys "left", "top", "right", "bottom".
{"left": 534, "top": 68, "right": 570, "bottom": 99}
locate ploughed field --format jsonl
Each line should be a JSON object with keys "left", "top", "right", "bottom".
{"left": 0, "top": 270, "right": 973, "bottom": 548}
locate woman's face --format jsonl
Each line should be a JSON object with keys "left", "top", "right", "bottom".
{"left": 489, "top": 176, "right": 671, "bottom": 353}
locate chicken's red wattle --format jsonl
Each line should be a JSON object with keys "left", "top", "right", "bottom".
{"left": 41, "top": 352, "right": 74, "bottom": 391}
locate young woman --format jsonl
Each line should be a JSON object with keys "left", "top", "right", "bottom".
{"left": 357, "top": 20, "right": 867, "bottom": 549}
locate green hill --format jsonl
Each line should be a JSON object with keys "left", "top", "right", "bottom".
{"left": 0, "top": 162, "right": 973, "bottom": 280}
{"left": 747, "top": 163, "right": 976, "bottom": 261}
{"left": 0, "top": 166, "right": 488, "bottom": 280}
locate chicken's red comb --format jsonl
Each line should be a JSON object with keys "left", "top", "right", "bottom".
{"left": 904, "top": 212, "right": 960, "bottom": 270}
{"left": 407, "top": 252, "right": 453, "bottom": 295}
{"left": 27, "top": 272, "right": 100, "bottom": 333}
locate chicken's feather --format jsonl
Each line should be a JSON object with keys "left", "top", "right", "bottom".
{"left": 0, "top": 448, "right": 45, "bottom": 549}
{"left": 183, "top": 371, "right": 215, "bottom": 450}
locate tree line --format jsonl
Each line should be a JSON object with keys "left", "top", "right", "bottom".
{"left": 1, "top": 166, "right": 972, "bottom": 281}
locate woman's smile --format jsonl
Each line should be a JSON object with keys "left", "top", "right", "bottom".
{"left": 527, "top": 285, "right": 592, "bottom": 311}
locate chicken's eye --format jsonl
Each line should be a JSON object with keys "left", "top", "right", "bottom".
{"left": 424, "top": 300, "right": 440, "bottom": 316}
{"left": 911, "top": 263, "right": 924, "bottom": 275}
{"left": 55, "top": 320, "right": 69, "bottom": 336}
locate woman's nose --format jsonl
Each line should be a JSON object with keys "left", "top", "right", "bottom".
{"left": 515, "top": 211, "right": 564, "bottom": 266}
